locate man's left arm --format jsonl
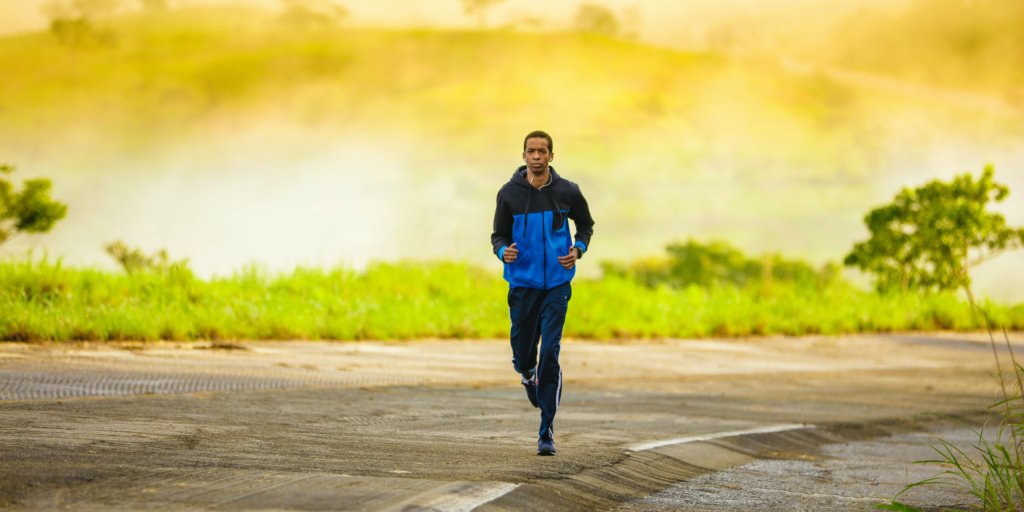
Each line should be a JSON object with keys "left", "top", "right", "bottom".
{"left": 568, "top": 184, "right": 594, "bottom": 259}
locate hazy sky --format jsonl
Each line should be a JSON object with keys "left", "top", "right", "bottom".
{"left": 0, "top": 0, "right": 895, "bottom": 44}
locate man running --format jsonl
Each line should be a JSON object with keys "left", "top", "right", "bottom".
{"left": 490, "top": 130, "right": 595, "bottom": 456}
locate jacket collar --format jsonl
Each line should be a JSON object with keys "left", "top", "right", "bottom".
{"left": 511, "top": 165, "right": 560, "bottom": 189}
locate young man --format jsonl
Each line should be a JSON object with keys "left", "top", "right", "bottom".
{"left": 490, "top": 130, "right": 595, "bottom": 456}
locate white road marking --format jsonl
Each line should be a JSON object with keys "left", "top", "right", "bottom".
{"left": 381, "top": 481, "right": 520, "bottom": 512}
{"left": 629, "top": 424, "right": 814, "bottom": 452}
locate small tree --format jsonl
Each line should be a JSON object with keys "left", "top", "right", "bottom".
{"left": 461, "top": 0, "right": 505, "bottom": 29}
{"left": 0, "top": 165, "right": 68, "bottom": 247}
{"left": 104, "top": 240, "right": 171, "bottom": 273}
{"left": 844, "top": 165, "right": 1024, "bottom": 305}
{"left": 574, "top": 3, "right": 619, "bottom": 37}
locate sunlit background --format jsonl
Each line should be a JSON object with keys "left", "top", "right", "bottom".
{"left": 2, "top": 0, "right": 1022, "bottom": 298}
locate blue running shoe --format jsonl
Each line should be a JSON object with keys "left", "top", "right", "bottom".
{"left": 537, "top": 438, "right": 556, "bottom": 456}
{"left": 521, "top": 374, "right": 538, "bottom": 408}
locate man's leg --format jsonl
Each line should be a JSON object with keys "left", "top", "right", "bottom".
{"left": 537, "top": 282, "right": 571, "bottom": 450}
{"left": 508, "top": 287, "right": 543, "bottom": 388}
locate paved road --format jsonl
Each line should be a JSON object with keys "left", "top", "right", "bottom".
{"left": 620, "top": 424, "right": 985, "bottom": 512}
{"left": 0, "top": 334, "right": 1017, "bottom": 511}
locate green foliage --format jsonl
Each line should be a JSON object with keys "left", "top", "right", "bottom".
{"left": 602, "top": 239, "right": 835, "bottom": 290}
{"left": 0, "top": 164, "right": 68, "bottom": 247}
{"left": 0, "top": 258, "right": 508, "bottom": 341}
{"left": 574, "top": 3, "right": 620, "bottom": 37}
{"left": 0, "top": 258, "right": 1020, "bottom": 342}
{"left": 845, "top": 166, "right": 1024, "bottom": 293}
{"left": 911, "top": 421, "right": 1024, "bottom": 510}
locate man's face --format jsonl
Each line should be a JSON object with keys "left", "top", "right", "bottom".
{"left": 523, "top": 138, "right": 552, "bottom": 174}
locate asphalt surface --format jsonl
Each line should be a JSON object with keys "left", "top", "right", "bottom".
{"left": 0, "top": 334, "right": 1018, "bottom": 511}
{"left": 619, "top": 425, "right": 985, "bottom": 512}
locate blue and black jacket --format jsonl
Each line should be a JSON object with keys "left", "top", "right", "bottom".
{"left": 491, "top": 166, "right": 595, "bottom": 290}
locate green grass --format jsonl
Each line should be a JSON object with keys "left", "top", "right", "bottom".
{"left": 2, "top": 257, "right": 1022, "bottom": 342}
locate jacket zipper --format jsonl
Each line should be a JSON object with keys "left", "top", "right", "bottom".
{"left": 542, "top": 190, "right": 548, "bottom": 290}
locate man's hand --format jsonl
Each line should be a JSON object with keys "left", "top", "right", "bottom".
{"left": 503, "top": 243, "right": 519, "bottom": 263}
{"left": 557, "top": 247, "right": 579, "bottom": 269}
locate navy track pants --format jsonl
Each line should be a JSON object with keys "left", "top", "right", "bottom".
{"left": 508, "top": 281, "right": 571, "bottom": 442}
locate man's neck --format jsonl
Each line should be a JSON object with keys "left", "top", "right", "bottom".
{"left": 528, "top": 168, "right": 550, "bottom": 190}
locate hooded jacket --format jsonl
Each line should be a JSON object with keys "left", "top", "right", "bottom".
{"left": 491, "top": 166, "right": 595, "bottom": 290}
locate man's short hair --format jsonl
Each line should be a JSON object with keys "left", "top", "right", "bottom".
{"left": 523, "top": 130, "right": 553, "bottom": 152}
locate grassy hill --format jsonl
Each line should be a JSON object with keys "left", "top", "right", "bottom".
{"left": 3, "top": 5, "right": 1020, "bottom": 163}
{"left": 0, "top": 6, "right": 883, "bottom": 170}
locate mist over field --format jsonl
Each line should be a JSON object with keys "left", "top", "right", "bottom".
{"left": 0, "top": 0, "right": 887, "bottom": 40}
{"left": 2, "top": 0, "right": 1023, "bottom": 299}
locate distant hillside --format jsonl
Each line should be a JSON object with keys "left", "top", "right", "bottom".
{"left": 0, "top": 5, "right": 883, "bottom": 170}
{"left": 806, "top": 0, "right": 1024, "bottom": 98}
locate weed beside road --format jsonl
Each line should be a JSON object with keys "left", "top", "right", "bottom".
{"left": 2, "top": 258, "right": 1022, "bottom": 342}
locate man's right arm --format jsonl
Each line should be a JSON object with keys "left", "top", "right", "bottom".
{"left": 491, "top": 190, "right": 514, "bottom": 262}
